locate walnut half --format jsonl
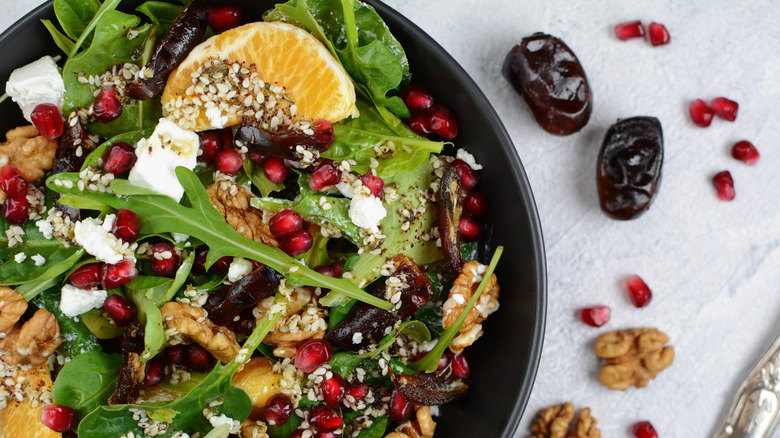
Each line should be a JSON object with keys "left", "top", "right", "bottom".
{"left": 0, "top": 309, "right": 62, "bottom": 365}
{"left": 0, "top": 125, "right": 57, "bottom": 202}
{"left": 593, "top": 327, "right": 674, "bottom": 391}
{"left": 386, "top": 406, "right": 437, "bottom": 438}
{"left": 529, "top": 403, "right": 601, "bottom": 438}
{"left": 161, "top": 302, "right": 241, "bottom": 364}
{"left": 441, "top": 260, "right": 500, "bottom": 353}
{"left": 207, "top": 178, "right": 278, "bottom": 246}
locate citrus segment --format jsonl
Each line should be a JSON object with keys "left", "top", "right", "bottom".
{"left": 0, "top": 366, "right": 60, "bottom": 438}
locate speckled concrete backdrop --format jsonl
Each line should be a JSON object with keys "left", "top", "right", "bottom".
{"left": 4, "top": 1, "right": 780, "bottom": 437}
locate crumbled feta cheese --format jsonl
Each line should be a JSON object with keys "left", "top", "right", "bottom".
{"left": 14, "top": 253, "right": 26, "bottom": 263}
{"left": 456, "top": 148, "right": 483, "bottom": 170}
{"left": 352, "top": 332, "right": 363, "bottom": 344}
{"left": 35, "top": 219, "right": 54, "bottom": 239}
{"left": 5, "top": 56, "right": 65, "bottom": 122}
{"left": 128, "top": 118, "right": 199, "bottom": 201}
{"left": 227, "top": 257, "right": 253, "bottom": 283}
{"left": 31, "top": 254, "right": 46, "bottom": 266}
{"left": 208, "top": 414, "right": 236, "bottom": 429}
{"left": 60, "top": 284, "right": 107, "bottom": 317}
{"left": 452, "top": 293, "right": 466, "bottom": 304}
{"left": 205, "top": 107, "right": 228, "bottom": 129}
{"left": 349, "top": 192, "right": 386, "bottom": 231}
{"left": 336, "top": 180, "right": 354, "bottom": 198}
{"left": 102, "top": 214, "right": 116, "bottom": 232}
{"left": 73, "top": 217, "right": 126, "bottom": 264}
{"left": 172, "top": 232, "right": 189, "bottom": 243}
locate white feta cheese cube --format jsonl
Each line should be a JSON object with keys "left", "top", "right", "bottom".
{"left": 35, "top": 219, "right": 54, "bottom": 239}
{"left": 456, "top": 148, "right": 483, "bottom": 170}
{"left": 14, "top": 253, "right": 26, "bottom": 263}
{"left": 5, "top": 56, "right": 65, "bottom": 122}
{"left": 31, "top": 254, "right": 46, "bottom": 266}
{"left": 73, "top": 217, "right": 127, "bottom": 264}
{"left": 228, "top": 257, "right": 253, "bottom": 282}
{"left": 60, "top": 284, "right": 107, "bottom": 317}
{"left": 349, "top": 192, "right": 386, "bottom": 231}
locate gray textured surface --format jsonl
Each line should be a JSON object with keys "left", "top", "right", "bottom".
{"left": 4, "top": 1, "right": 780, "bottom": 436}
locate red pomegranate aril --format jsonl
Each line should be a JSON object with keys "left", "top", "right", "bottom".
{"left": 313, "top": 119, "right": 335, "bottom": 151}
{"left": 290, "top": 431, "right": 305, "bottom": 438}
{"left": 30, "top": 103, "right": 64, "bottom": 140}
{"left": 263, "top": 156, "right": 288, "bottom": 183}
{"left": 579, "top": 305, "right": 611, "bottom": 327}
{"left": 3, "top": 196, "right": 29, "bottom": 225}
{"left": 103, "top": 294, "right": 136, "bottom": 326}
{"left": 210, "top": 256, "right": 233, "bottom": 276}
{"left": 647, "top": 22, "right": 670, "bottom": 46}
{"left": 713, "top": 170, "right": 735, "bottom": 201}
{"left": 186, "top": 344, "right": 216, "bottom": 371}
{"left": 409, "top": 112, "right": 432, "bottom": 137}
{"left": 40, "top": 404, "right": 77, "bottom": 432}
{"left": 264, "top": 393, "right": 294, "bottom": 426}
{"left": 164, "top": 345, "right": 186, "bottom": 365}
{"left": 70, "top": 262, "right": 106, "bottom": 289}
{"left": 689, "top": 99, "right": 713, "bottom": 127}
{"left": 400, "top": 85, "right": 435, "bottom": 113}
{"left": 308, "top": 405, "right": 343, "bottom": 433}
{"left": 111, "top": 209, "right": 141, "bottom": 243}
{"left": 309, "top": 160, "right": 341, "bottom": 191}
{"left": 314, "top": 264, "right": 339, "bottom": 278}
{"left": 198, "top": 131, "right": 224, "bottom": 163}
{"left": 428, "top": 104, "right": 458, "bottom": 139}
{"left": 614, "top": 20, "right": 645, "bottom": 40}
{"left": 459, "top": 215, "right": 484, "bottom": 242}
{"left": 732, "top": 140, "right": 759, "bottom": 165}
{"left": 463, "top": 192, "right": 488, "bottom": 216}
{"left": 434, "top": 351, "right": 450, "bottom": 372}
{"left": 144, "top": 355, "right": 166, "bottom": 386}
{"left": 102, "top": 259, "right": 138, "bottom": 289}
{"left": 93, "top": 85, "right": 123, "bottom": 123}
{"left": 315, "top": 433, "right": 336, "bottom": 438}
{"left": 359, "top": 174, "right": 385, "bottom": 199}
{"left": 220, "top": 127, "right": 234, "bottom": 149}
{"left": 215, "top": 149, "right": 243, "bottom": 175}
{"left": 294, "top": 338, "right": 333, "bottom": 372}
{"left": 233, "top": 309, "right": 255, "bottom": 336}
{"left": 208, "top": 5, "right": 243, "bottom": 31}
{"left": 451, "top": 353, "right": 470, "bottom": 379}
{"left": 632, "top": 421, "right": 658, "bottom": 438}
{"left": 269, "top": 209, "right": 303, "bottom": 238}
{"left": 711, "top": 97, "right": 739, "bottom": 122}
{"left": 103, "top": 142, "right": 137, "bottom": 175}
{"left": 321, "top": 373, "right": 346, "bottom": 408}
{"left": 624, "top": 275, "right": 653, "bottom": 308}
{"left": 0, "top": 165, "right": 28, "bottom": 197}
{"left": 191, "top": 245, "right": 209, "bottom": 275}
{"left": 280, "top": 229, "right": 313, "bottom": 257}
{"left": 346, "top": 382, "right": 370, "bottom": 401}
{"left": 389, "top": 390, "right": 413, "bottom": 423}
{"left": 450, "top": 159, "right": 478, "bottom": 189}
{"left": 150, "top": 242, "right": 180, "bottom": 277}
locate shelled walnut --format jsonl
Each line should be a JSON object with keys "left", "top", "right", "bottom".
{"left": 593, "top": 327, "right": 674, "bottom": 390}
{"left": 442, "top": 260, "right": 500, "bottom": 353}
{"left": 161, "top": 301, "right": 241, "bottom": 364}
{"left": 385, "top": 406, "right": 437, "bottom": 438}
{"left": 207, "top": 178, "right": 278, "bottom": 246}
{"left": 529, "top": 402, "right": 601, "bottom": 438}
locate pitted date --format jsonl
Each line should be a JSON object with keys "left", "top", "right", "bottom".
{"left": 502, "top": 33, "right": 592, "bottom": 135}
{"left": 597, "top": 116, "right": 664, "bottom": 220}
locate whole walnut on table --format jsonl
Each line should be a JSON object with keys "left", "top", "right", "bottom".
{"left": 529, "top": 402, "right": 601, "bottom": 438}
{"left": 593, "top": 327, "right": 674, "bottom": 390}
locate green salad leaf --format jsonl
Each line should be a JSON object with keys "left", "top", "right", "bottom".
{"left": 136, "top": 1, "right": 184, "bottom": 35}
{"left": 52, "top": 351, "right": 121, "bottom": 418}
{"left": 81, "top": 128, "right": 154, "bottom": 171}
{"left": 41, "top": 19, "right": 76, "bottom": 54}
{"left": 68, "top": 0, "right": 121, "bottom": 58}
{"left": 33, "top": 287, "right": 102, "bottom": 357}
{"left": 243, "top": 158, "right": 284, "bottom": 197}
{"left": 53, "top": 0, "right": 101, "bottom": 41}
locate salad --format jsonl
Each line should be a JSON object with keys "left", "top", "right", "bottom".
{"left": 0, "top": 0, "right": 502, "bottom": 437}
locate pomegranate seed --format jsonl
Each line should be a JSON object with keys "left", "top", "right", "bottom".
{"left": 624, "top": 275, "right": 653, "bottom": 308}
{"left": 70, "top": 262, "right": 106, "bottom": 289}
{"left": 321, "top": 372, "right": 346, "bottom": 408}
{"left": 400, "top": 85, "right": 434, "bottom": 113}
{"left": 186, "top": 344, "right": 216, "bottom": 371}
{"left": 150, "top": 242, "right": 180, "bottom": 277}
{"left": 103, "top": 294, "right": 136, "bottom": 326}
{"left": 144, "top": 355, "right": 166, "bottom": 386}
{"left": 264, "top": 393, "right": 293, "bottom": 426}
{"left": 614, "top": 20, "right": 645, "bottom": 40}
{"left": 198, "top": 131, "right": 224, "bottom": 163}
{"left": 308, "top": 405, "right": 343, "bottom": 433}
{"left": 316, "top": 433, "right": 336, "bottom": 438}
{"left": 389, "top": 390, "right": 412, "bottom": 423}
{"left": 103, "top": 142, "right": 137, "bottom": 175}
{"left": 732, "top": 140, "right": 759, "bottom": 165}
{"left": 210, "top": 256, "right": 233, "bottom": 276}
{"left": 111, "top": 209, "right": 140, "bottom": 243}
{"left": 313, "top": 120, "right": 335, "bottom": 151}
{"left": 208, "top": 5, "right": 243, "bottom": 31}
{"left": 0, "top": 165, "right": 28, "bottom": 197}
{"left": 459, "top": 215, "right": 484, "bottom": 242}
{"left": 450, "top": 159, "right": 478, "bottom": 189}
{"left": 164, "top": 345, "right": 185, "bottom": 365}
{"left": 346, "top": 382, "right": 369, "bottom": 401}
{"left": 314, "top": 264, "right": 339, "bottom": 278}
{"left": 579, "top": 305, "right": 611, "bottom": 327}
{"left": 712, "top": 170, "right": 735, "bottom": 201}
{"left": 102, "top": 259, "right": 138, "bottom": 289}
{"left": 711, "top": 97, "right": 738, "bottom": 121}
{"left": 689, "top": 99, "right": 713, "bottom": 127}
{"left": 647, "top": 22, "right": 670, "bottom": 46}
{"left": 290, "top": 431, "right": 305, "bottom": 438}
{"left": 220, "top": 127, "right": 234, "bottom": 149}
{"left": 191, "top": 245, "right": 209, "bottom": 275}
{"left": 30, "top": 103, "right": 63, "bottom": 140}
{"left": 280, "top": 229, "right": 313, "bottom": 257}
{"left": 451, "top": 352, "right": 470, "bottom": 379}
{"left": 233, "top": 309, "right": 255, "bottom": 336}
{"left": 93, "top": 85, "right": 123, "bottom": 123}
{"left": 632, "top": 421, "right": 658, "bottom": 438}
{"left": 294, "top": 338, "right": 332, "bottom": 372}
{"left": 409, "top": 112, "right": 432, "bottom": 137}
{"left": 3, "top": 196, "right": 29, "bottom": 225}
{"left": 359, "top": 174, "right": 385, "bottom": 199}
{"left": 463, "top": 192, "right": 488, "bottom": 216}
{"left": 269, "top": 209, "right": 303, "bottom": 238}
{"left": 40, "top": 404, "right": 77, "bottom": 432}
{"left": 215, "top": 149, "right": 243, "bottom": 175}
{"left": 428, "top": 104, "right": 458, "bottom": 139}
{"left": 263, "top": 156, "right": 288, "bottom": 183}
{"left": 309, "top": 160, "right": 341, "bottom": 191}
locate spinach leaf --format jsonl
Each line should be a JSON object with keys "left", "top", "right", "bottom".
{"left": 243, "top": 158, "right": 284, "bottom": 197}
{"left": 68, "top": 0, "right": 121, "bottom": 57}
{"left": 33, "top": 287, "right": 102, "bottom": 357}
{"left": 41, "top": 19, "right": 76, "bottom": 54}
{"left": 355, "top": 320, "right": 429, "bottom": 358}
{"left": 358, "top": 415, "right": 387, "bottom": 437}
{"left": 204, "top": 424, "right": 231, "bottom": 438}
{"left": 414, "top": 267, "right": 455, "bottom": 338}
{"left": 54, "top": 0, "right": 101, "bottom": 41}
{"left": 267, "top": 413, "right": 303, "bottom": 438}
{"left": 81, "top": 129, "right": 153, "bottom": 171}
{"left": 125, "top": 275, "right": 171, "bottom": 296}
{"left": 52, "top": 351, "right": 121, "bottom": 418}
{"left": 327, "top": 298, "right": 356, "bottom": 330}
{"left": 81, "top": 307, "right": 125, "bottom": 339}
{"left": 328, "top": 351, "right": 365, "bottom": 377}
{"left": 158, "top": 370, "right": 208, "bottom": 393}
{"left": 136, "top": 1, "right": 184, "bottom": 35}
{"left": 140, "top": 297, "right": 165, "bottom": 361}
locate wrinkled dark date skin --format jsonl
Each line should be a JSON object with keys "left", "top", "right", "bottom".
{"left": 204, "top": 265, "right": 281, "bottom": 326}
{"left": 437, "top": 166, "right": 464, "bottom": 275}
{"left": 391, "top": 373, "right": 469, "bottom": 405}
{"left": 326, "top": 256, "right": 432, "bottom": 351}
{"left": 126, "top": 0, "right": 209, "bottom": 100}
{"left": 108, "top": 322, "right": 145, "bottom": 405}
{"left": 236, "top": 124, "right": 332, "bottom": 161}
{"left": 598, "top": 116, "right": 664, "bottom": 220}
{"left": 502, "top": 33, "right": 592, "bottom": 135}
{"left": 53, "top": 118, "right": 95, "bottom": 221}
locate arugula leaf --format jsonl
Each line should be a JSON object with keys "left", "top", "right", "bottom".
{"left": 54, "top": 0, "right": 101, "bottom": 41}
{"left": 41, "top": 19, "right": 76, "bottom": 54}
{"left": 355, "top": 320, "right": 430, "bottom": 359}
{"left": 52, "top": 351, "right": 121, "bottom": 418}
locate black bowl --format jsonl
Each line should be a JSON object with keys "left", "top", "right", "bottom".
{"left": 0, "top": 1, "right": 546, "bottom": 436}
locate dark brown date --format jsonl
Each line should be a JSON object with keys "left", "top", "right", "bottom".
{"left": 502, "top": 33, "right": 592, "bottom": 135}
{"left": 108, "top": 322, "right": 145, "bottom": 405}
{"left": 236, "top": 124, "right": 331, "bottom": 161}
{"left": 52, "top": 117, "right": 94, "bottom": 221}
{"left": 437, "top": 166, "right": 465, "bottom": 275}
{"left": 597, "top": 116, "right": 664, "bottom": 220}
{"left": 391, "top": 373, "right": 469, "bottom": 406}
{"left": 203, "top": 265, "right": 281, "bottom": 327}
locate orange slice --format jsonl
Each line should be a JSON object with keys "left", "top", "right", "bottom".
{"left": 162, "top": 21, "right": 356, "bottom": 131}
{"left": 232, "top": 357, "right": 280, "bottom": 419}
{"left": 0, "top": 366, "right": 60, "bottom": 438}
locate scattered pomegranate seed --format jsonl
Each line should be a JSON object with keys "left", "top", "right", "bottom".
{"left": 144, "top": 355, "right": 166, "bottom": 386}
{"left": 459, "top": 215, "right": 484, "bottom": 242}
{"left": 150, "top": 242, "right": 180, "bottom": 277}
{"left": 647, "top": 22, "right": 670, "bottom": 46}
{"left": 290, "top": 430, "right": 305, "bottom": 438}
{"left": 3, "top": 196, "right": 29, "bottom": 225}
{"left": 111, "top": 209, "right": 140, "bottom": 243}
{"left": 712, "top": 170, "right": 735, "bottom": 201}
{"left": 313, "top": 120, "right": 335, "bottom": 151}
{"left": 233, "top": 309, "right": 255, "bottom": 335}
{"left": 731, "top": 140, "right": 759, "bottom": 165}
{"left": 264, "top": 393, "right": 294, "bottom": 426}
{"left": 450, "top": 159, "right": 478, "bottom": 189}
{"left": 400, "top": 85, "right": 435, "bottom": 113}
{"left": 40, "top": 404, "right": 77, "bottom": 432}
{"left": 215, "top": 149, "right": 243, "bottom": 175}
{"left": 191, "top": 245, "right": 209, "bottom": 276}
{"left": 102, "top": 259, "right": 138, "bottom": 289}
{"left": 689, "top": 99, "right": 713, "bottom": 127}
{"left": 428, "top": 104, "right": 458, "bottom": 139}
{"left": 309, "top": 160, "right": 341, "bottom": 191}
{"left": 208, "top": 5, "right": 243, "bottom": 31}
{"left": 280, "top": 229, "right": 313, "bottom": 257}
{"left": 0, "top": 165, "right": 28, "bottom": 197}
{"left": 579, "top": 305, "right": 611, "bottom": 327}
{"left": 624, "top": 275, "right": 653, "bottom": 308}
{"left": 314, "top": 264, "right": 339, "bottom": 278}
{"left": 321, "top": 373, "right": 347, "bottom": 408}
{"left": 93, "top": 85, "right": 123, "bottom": 123}
{"left": 389, "top": 390, "right": 413, "bottom": 423}
{"left": 294, "top": 338, "right": 333, "bottom": 372}
{"left": 103, "top": 142, "right": 137, "bottom": 175}
{"left": 69, "top": 262, "right": 106, "bottom": 289}
{"left": 269, "top": 209, "right": 303, "bottom": 238}
{"left": 632, "top": 421, "right": 659, "bottom": 438}
{"left": 450, "top": 353, "right": 471, "bottom": 379}
{"left": 308, "top": 405, "right": 343, "bottom": 433}
{"left": 711, "top": 97, "right": 739, "bottom": 121}
{"left": 185, "top": 344, "right": 216, "bottom": 371}
{"left": 614, "top": 20, "right": 645, "bottom": 40}
{"left": 198, "top": 131, "right": 224, "bottom": 163}
{"left": 263, "top": 156, "right": 288, "bottom": 183}
{"left": 359, "top": 174, "right": 385, "bottom": 199}
{"left": 103, "top": 294, "right": 136, "bottom": 326}
{"left": 409, "top": 112, "right": 432, "bottom": 137}
{"left": 210, "top": 256, "right": 233, "bottom": 276}
{"left": 346, "top": 382, "right": 370, "bottom": 401}
{"left": 164, "top": 345, "right": 185, "bottom": 365}
{"left": 219, "top": 127, "right": 234, "bottom": 149}
{"left": 435, "top": 351, "right": 451, "bottom": 372}
{"left": 30, "top": 103, "right": 63, "bottom": 140}
{"left": 463, "top": 192, "right": 488, "bottom": 216}
{"left": 316, "top": 433, "right": 336, "bottom": 438}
